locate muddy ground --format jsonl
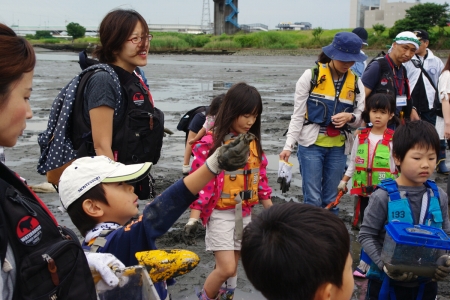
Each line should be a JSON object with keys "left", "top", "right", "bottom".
{"left": 4, "top": 48, "right": 450, "bottom": 299}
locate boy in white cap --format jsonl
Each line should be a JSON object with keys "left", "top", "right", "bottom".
{"left": 362, "top": 31, "right": 421, "bottom": 124}
{"left": 58, "top": 134, "right": 252, "bottom": 300}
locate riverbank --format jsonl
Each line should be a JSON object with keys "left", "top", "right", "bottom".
{"left": 5, "top": 52, "right": 450, "bottom": 299}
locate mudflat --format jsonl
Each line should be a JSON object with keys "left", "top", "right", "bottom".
{"left": 5, "top": 49, "right": 450, "bottom": 299}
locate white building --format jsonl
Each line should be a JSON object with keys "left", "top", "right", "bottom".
{"left": 350, "top": 0, "right": 420, "bottom": 28}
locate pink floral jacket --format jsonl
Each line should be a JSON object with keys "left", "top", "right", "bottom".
{"left": 189, "top": 132, "right": 272, "bottom": 225}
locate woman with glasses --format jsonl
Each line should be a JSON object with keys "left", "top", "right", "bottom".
{"left": 73, "top": 9, "right": 163, "bottom": 199}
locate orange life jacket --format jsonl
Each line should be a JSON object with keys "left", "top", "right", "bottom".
{"left": 215, "top": 137, "right": 260, "bottom": 209}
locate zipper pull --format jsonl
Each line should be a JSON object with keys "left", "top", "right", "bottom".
{"left": 7, "top": 189, "right": 37, "bottom": 217}
{"left": 57, "top": 226, "right": 71, "bottom": 240}
{"left": 149, "top": 114, "right": 154, "bottom": 130}
{"left": 42, "top": 254, "right": 60, "bottom": 286}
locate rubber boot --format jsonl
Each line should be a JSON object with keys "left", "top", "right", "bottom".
{"left": 218, "top": 288, "right": 235, "bottom": 300}
{"left": 197, "top": 289, "right": 219, "bottom": 300}
{"left": 437, "top": 140, "right": 449, "bottom": 175}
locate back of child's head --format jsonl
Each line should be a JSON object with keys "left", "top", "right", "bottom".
{"left": 211, "top": 82, "right": 263, "bottom": 158}
{"left": 208, "top": 93, "right": 225, "bottom": 116}
{"left": 393, "top": 120, "right": 440, "bottom": 163}
{"left": 241, "top": 203, "right": 350, "bottom": 300}
{"left": 362, "top": 93, "right": 399, "bottom": 127}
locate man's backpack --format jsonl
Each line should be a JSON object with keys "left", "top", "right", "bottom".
{"left": 0, "top": 163, "right": 97, "bottom": 300}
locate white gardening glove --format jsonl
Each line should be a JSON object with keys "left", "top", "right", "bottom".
{"left": 277, "top": 161, "right": 293, "bottom": 193}
{"left": 383, "top": 265, "right": 417, "bottom": 282}
{"left": 184, "top": 218, "right": 199, "bottom": 235}
{"left": 85, "top": 252, "right": 128, "bottom": 293}
{"left": 337, "top": 180, "right": 348, "bottom": 193}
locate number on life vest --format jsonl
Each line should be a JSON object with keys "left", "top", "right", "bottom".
{"left": 391, "top": 211, "right": 405, "bottom": 219}
{"left": 378, "top": 173, "right": 386, "bottom": 180}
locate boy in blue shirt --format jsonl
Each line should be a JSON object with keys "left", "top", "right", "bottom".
{"left": 359, "top": 120, "right": 450, "bottom": 299}
{"left": 58, "top": 135, "right": 251, "bottom": 300}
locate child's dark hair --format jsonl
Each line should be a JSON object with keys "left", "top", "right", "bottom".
{"left": 210, "top": 82, "right": 263, "bottom": 160}
{"left": 241, "top": 203, "right": 350, "bottom": 300}
{"left": 393, "top": 120, "right": 440, "bottom": 168}
{"left": 66, "top": 184, "right": 108, "bottom": 237}
{"left": 361, "top": 93, "right": 399, "bottom": 127}
{"left": 208, "top": 94, "right": 225, "bottom": 116}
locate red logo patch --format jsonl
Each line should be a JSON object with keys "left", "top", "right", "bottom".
{"left": 355, "top": 156, "right": 365, "bottom": 164}
{"left": 16, "top": 216, "right": 42, "bottom": 246}
{"left": 380, "top": 78, "right": 388, "bottom": 86}
{"left": 133, "top": 92, "right": 145, "bottom": 106}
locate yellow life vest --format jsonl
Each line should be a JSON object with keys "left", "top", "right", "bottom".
{"left": 215, "top": 137, "right": 260, "bottom": 209}
{"left": 305, "top": 63, "right": 357, "bottom": 125}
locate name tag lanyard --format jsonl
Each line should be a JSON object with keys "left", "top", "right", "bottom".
{"left": 385, "top": 55, "right": 406, "bottom": 97}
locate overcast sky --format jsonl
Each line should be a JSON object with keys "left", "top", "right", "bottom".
{"left": 1, "top": 0, "right": 449, "bottom": 30}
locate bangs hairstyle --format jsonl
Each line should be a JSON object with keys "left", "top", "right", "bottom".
{"left": 0, "top": 23, "right": 36, "bottom": 105}
{"left": 66, "top": 184, "right": 108, "bottom": 237}
{"left": 210, "top": 82, "right": 263, "bottom": 160}
{"left": 393, "top": 120, "right": 440, "bottom": 165}
{"left": 361, "top": 93, "right": 399, "bottom": 127}
{"left": 93, "top": 9, "right": 149, "bottom": 63}
{"left": 241, "top": 203, "right": 350, "bottom": 300}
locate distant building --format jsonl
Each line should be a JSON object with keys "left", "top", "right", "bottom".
{"left": 276, "top": 22, "right": 312, "bottom": 30}
{"left": 350, "top": 0, "right": 419, "bottom": 28}
{"left": 240, "top": 23, "right": 268, "bottom": 32}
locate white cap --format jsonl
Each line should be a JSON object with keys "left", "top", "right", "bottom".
{"left": 59, "top": 156, "right": 152, "bottom": 209}
{"left": 393, "top": 31, "right": 420, "bottom": 50}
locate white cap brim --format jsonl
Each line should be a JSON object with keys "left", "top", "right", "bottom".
{"left": 102, "top": 162, "right": 152, "bottom": 183}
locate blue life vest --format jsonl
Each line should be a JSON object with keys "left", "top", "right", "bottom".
{"left": 364, "top": 178, "right": 443, "bottom": 300}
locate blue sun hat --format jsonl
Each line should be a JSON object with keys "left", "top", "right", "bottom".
{"left": 322, "top": 32, "right": 368, "bottom": 62}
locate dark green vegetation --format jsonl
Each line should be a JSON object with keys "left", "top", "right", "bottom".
{"left": 66, "top": 22, "right": 86, "bottom": 40}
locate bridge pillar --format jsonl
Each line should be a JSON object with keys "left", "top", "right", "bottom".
{"left": 213, "top": 0, "right": 239, "bottom": 35}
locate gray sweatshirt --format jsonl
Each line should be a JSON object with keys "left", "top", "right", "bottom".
{"left": 358, "top": 184, "right": 450, "bottom": 270}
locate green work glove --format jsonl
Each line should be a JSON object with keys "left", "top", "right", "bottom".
{"left": 383, "top": 266, "right": 417, "bottom": 282}
{"left": 206, "top": 133, "right": 255, "bottom": 174}
{"left": 434, "top": 255, "right": 450, "bottom": 281}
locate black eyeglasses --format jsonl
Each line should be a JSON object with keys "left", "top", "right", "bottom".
{"left": 127, "top": 34, "right": 153, "bottom": 44}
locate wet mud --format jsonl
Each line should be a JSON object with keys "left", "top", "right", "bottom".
{"left": 5, "top": 48, "right": 450, "bottom": 299}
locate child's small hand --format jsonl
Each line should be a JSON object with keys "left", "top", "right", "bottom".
{"left": 182, "top": 218, "right": 200, "bottom": 245}
{"left": 337, "top": 181, "right": 348, "bottom": 193}
{"left": 383, "top": 265, "right": 417, "bottom": 282}
{"left": 434, "top": 255, "right": 450, "bottom": 281}
{"left": 206, "top": 133, "right": 255, "bottom": 174}
{"left": 188, "top": 139, "right": 195, "bottom": 145}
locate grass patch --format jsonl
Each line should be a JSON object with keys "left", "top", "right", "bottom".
{"left": 150, "top": 36, "right": 190, "bottom": 50}
{"left": 203, "top": 40, "right": 241, "bottom": 50}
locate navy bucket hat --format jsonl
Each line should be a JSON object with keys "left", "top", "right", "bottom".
{"left": 322, "top": 32, "right": 368, "bottom": 62}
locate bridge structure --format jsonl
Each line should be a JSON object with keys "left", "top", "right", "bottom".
{"left": 10, "top": 25, "right": 99, "bottom": 35}
{"left": 213, "top": 0, "right": 239, "bottom": 35}
{"left": 11, "top": 24, "right": 206, "bottom": 36}
{"left": 12, "top": 0, "right": 242, "bottom": 37}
